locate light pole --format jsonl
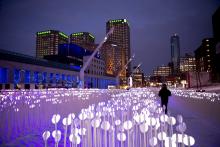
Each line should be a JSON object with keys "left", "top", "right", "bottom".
{"left": 116, "top": 54, "right": 135, "bottom": 88}
{"left": 79, "top": 27, "right": 114, "bottom": 88}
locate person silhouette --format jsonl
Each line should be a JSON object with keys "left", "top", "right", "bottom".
{"left": 158, "top": 84, "right": 171, "bottom": 114}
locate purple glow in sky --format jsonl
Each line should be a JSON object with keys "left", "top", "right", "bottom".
{"left": 0, "top": 0, "right": 219, "bottom": 74}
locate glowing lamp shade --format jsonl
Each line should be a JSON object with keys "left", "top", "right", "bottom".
{"left": 178, "top": 122, "right": 187, "bottom": 133}
{"left": 147, "top": 117, "right": 156, "bottom": 126}
{"left": 68, "top": 113, "right": 75, "bottom": 120}
{"left": 71, "top": 128, "right": 79, "bottom": 136}
{"left": 167, "top": 117, "right": 176, "bottom": 125}
{"left": 183, "top": 135, "right": 195, "bottom": 146}
{"left": 172, "top": 133, "right": 184, "bottom": 143}
{"left": 78, "top": 113, "right": 87, "bottom": 120}
{"left": 101, "top": 121, "right": 110, "bottom": 131}
{"left": 87, "top": 112, "right": 94, "bottom": 119}
{"left": 177, "top": 115, "right": 183, "bottom": 123}
{"left": 149, "top": 137, "right": 158, "bottom": 146}
{"left": 117, "top": 132, "right": 126, "bottom": 142}
{"left": 52, "top": 114, "right": 61, "bottom": 124}
{"left": 91, "top": 118, "right": 101, "bottom": 128}
{"left": 123, "top": 120, "right": 133, "bottom": 130}
{"left": 160, "top": 114, "right": 168, "bottom": 122}
{"left": 139, "top": 122, "right": 149, "bottom": 133}
{"left": 42, "top": 131, "right": 50, "bottom": 141}
{"left": 133, "top": 113, "right": 145, "bottom": 123}
{"left": 164, "top": 137, "right": 176, "bottom": 147}
{"left": 78, "top": 128, "right": 87, "bottom": 136}
{"left": 69, "top": 134, "right": 81, "bottom": 145}
{"left": 62, "top": 117, "right": 71, "bottom": 126}
{"left": 157, "top": 131, "right": 167, "bottom": 141}
{"left": 115, "top": 119, "right": 121, "bottom": 126}
{"left": 52, "top": 130, "right": 61, "bottom": 143}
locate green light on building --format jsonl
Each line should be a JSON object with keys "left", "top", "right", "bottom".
{"left": 89, "top": 34, "right": 95, "bottom": 39}
{"left": 37, "top": 30, "right": 51, "bottom": 35}
{"left": 110, "top": 19, "right": 126, "bottom": 24}
{"left": 59, "top": 32, "right": 68, "bottom": 39}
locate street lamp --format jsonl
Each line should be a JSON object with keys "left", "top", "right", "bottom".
{"left": 79, "top": 27, "right": 114, "bottom": 88}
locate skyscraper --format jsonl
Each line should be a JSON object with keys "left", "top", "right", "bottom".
{"left": 36, "top": 30, "right": 69, "bottom": 58}
{"left": 106, "top": 19, "right": 131, "bottom": 77}
{"left": 170, "top": 34, "right": 180, "bottom": 74}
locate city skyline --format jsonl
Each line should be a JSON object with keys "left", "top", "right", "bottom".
{"left": 0, "top": 0, "right": 219, "bottom": 74}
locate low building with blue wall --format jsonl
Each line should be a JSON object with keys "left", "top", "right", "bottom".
{"left": 0, "top": 49, "right": 116, "bottom": 89}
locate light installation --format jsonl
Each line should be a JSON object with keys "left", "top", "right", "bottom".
{"left": 1, "top": 88, "right": 215, "bottom": 146}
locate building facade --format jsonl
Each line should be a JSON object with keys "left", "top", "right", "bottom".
{"left": 0, "top": 49, "right": 116, "bottom": 89}
{"left": 180, "top": 53, "right": 196, "bottom": 73}
{"left": 36, "top": 30, "right": 69, "bottom": 58}
{"left": 70, "top": 32, "right": 95, "bottom": 45}
{"left": 131, "top": 66, "right": 144, "bottom": 87}
{"left": 106, "top": 19, "right": 131, "bottom": 77}
{"left": 194, "top": 38, "right": 216, "bottom": 72}
{"left": 171, "top": 34, "right": 180, "bottom": 74}
{"left": 153, "top": 65, "right": 171, "bottom": 77}
{"left": 212, "top": 6, "right": 220, "bottom": 81}
{"left": 213, "top": 7, "right": 220, "bottom": 42}
{"left": 100, "top": 42, "right": 122, "bottom": 76}
{"left": 70, "top": 32, "right": 96, "bottom": 52}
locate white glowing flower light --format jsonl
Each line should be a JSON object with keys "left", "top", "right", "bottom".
{"left": 68, "top": 113, "right": 75, "bottom": 120}
{"left": 167, "top": 116, "right": 176, "bottom": 125}
{"left": 160, "top": 114, "right": 168, "bottom": 122}
{"left": 123, "top": 120, "right": 133, "bottom": 130}
{"left": 117, "top": 132, "right": 126, "bottom": 141}
{"left": 149, "top": 137, "right": 158, "bottom": 146}
{"left": 42, "top": 131, "right": 50, "bottom": 141}
{"left": 62, "top": 117, "right": 71, "bottom": 126}
{"left": 139, "top": 122, "right": 149, "bottom": 133}
{"left": 101, "top": 121, "right": 111, "bottom": 131}
{"left": 91, "top": 118, "right": 101, "bottom": 128}
{"left": 183, "top": 135, "right": 195, "bottom": 146}
{"left": 69, "top": 134, "right": 81, "bottom": 144}
{"left": 78, "top": 128, "right": 87, "bottom": 136}
{"left": 115, "top": 119, "right": 121, "bottom": 126}
{"left": 52, "top": 114, "right": 61, "bottom": 124}
{"left": 157, "top": 131, "right": 167, "bottom": 141}
{"left": 164, "top": 137, "right": 176, "bottom": 147}
{"left": 52, "top": 130, "right": 61, "bottom": 143}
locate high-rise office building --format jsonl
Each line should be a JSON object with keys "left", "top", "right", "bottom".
{"left": 106, "top": 19, "right": 131, "bottom": 77}
{"left": 36, "top": 30, "right": 69, "bottom": 58}
{"left": 70, "top": 32, "right": 96, "bottom": 51}
{"left": 171, "top": 34, "right": 180, "bottom": 74}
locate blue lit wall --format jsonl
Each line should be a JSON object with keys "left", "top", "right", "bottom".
{"left": 0, "top": 67, "right": 8, "bottom": 83}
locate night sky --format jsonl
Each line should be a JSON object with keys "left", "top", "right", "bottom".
{"left": 0, "top": 0, "right": 219, "bottom": 74}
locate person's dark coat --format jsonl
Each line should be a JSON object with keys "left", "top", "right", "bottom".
{"left": 158, "top": 84, "right": 171, "bottom": 114}
{"left": 158, "top": 87, "right": 171, "bottom": 103}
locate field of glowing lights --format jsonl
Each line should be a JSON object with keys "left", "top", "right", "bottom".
{"left": 0, "top": 88, "right": 220, "bottom": 147}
